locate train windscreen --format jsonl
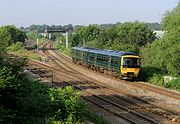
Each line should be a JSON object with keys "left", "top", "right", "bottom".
{"left": 123, "top": 57, "right": 140, "bottom": 68}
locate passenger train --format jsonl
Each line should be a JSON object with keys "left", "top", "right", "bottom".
{"left": 72, "top": 47, "right": 140, "bottom": 80}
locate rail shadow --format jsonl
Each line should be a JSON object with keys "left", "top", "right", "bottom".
{"left": 139, "top": 66, "right": 163, "bottom": 81}
{"left": 38, "top": 47, "right": 58, "bottom": 50}
{"left": 28, "top": 67, "right": 53, "bottom": 78}
{"left": 82, "top": 94, "right": 169, "bottom": 124}
{"left": 52, "top": 80, "right": 106, "bottom": 90}
{"left": 41, "top": 79, "right": 177, "bottom": 123}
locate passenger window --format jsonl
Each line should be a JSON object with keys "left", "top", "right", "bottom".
{"left": 111, "top": 58, "right": 118, "bottom": 65}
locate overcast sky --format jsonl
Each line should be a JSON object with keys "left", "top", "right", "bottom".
{"left": 0, "top": 0, "right": 179, "bottom": 27}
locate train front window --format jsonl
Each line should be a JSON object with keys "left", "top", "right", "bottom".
{"left": 123, "top": 57, "right": 140, "bottom": 68}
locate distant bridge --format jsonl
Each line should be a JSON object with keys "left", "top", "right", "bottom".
{"left": 45, "top": 29, "right": 69, "bottom": 48}
{"left": 45, "top": 30, "right": 66, "bottom": 33}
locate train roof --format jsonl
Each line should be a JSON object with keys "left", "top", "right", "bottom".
{"left": 72, "top": 46, "right": 139, "bottom": 57}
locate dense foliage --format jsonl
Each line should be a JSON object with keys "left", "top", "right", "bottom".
{"left": 0, "top": 36, "right": 7, "bottom": 56}
{"left": 0, "top": 58, "right": 86, "bottom": 123}
{"left": 0, "top": 26, "right": 27, "bottom": 46}
{"left": 141, "top": 3, "right": 180, "bottom": 76}
{"left": 147, "top": 23, "right": 161, "bottom": 31}
{"left": 55, "top": 3, "right": 179, "bottom": 90}
{"left": 165, "top": 78, "right": 180, "bottom": 91}
{"left": 0, "top": 25, "right": 87, "bottom": 123}
{"left": 24, "top": 24, "right": 74, "bottom": 33}
{"left": 71, "top": 22, "right": 155, "bottom": 54}
{"left": 140, "top": 3, "right": 180, "bottom": 87}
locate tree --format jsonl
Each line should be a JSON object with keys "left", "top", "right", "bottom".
{"left": 147, "top": 23, "right": 161, "bottom": 31}
{"left": 71, "top": 22, "right": 155, "bottom": 54}
{"left": 0, "top": 26, "right": 27, "bottom": 46}
{"left": 0, "top": 36, "right": 8, "bottom": 56}
{"left": 72, "top": 25, "right": 100, "bottom": 47}
{"left": 161, "top": 3, "right": 180, "bottom": 31}
{"left": 98, "top": 26, "right": 117, "bottom": 48}
{"left": 141, "top": 2, "right": 180, "bottom": 76}
{"left": 115, "top": 22, "right": 156, "bottom": 46}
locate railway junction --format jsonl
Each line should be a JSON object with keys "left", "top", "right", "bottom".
{"left": 25, "top": 42, "right": 180, "bottom": 124}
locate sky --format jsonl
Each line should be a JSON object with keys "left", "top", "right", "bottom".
{"left": 0, "top": 0, "right": 179, "bottom": 27}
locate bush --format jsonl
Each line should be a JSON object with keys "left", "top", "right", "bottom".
{"left": 55, "top": 42, "right": 72, "bottom": 57}
{"left": 149, "top": 74, "right": 165, "bottom": 87}
{"left": 63, "top": 48, "right": 72, "bottom": 56}
{"left": 165, "top": 78, "right": 180, "bottom": 91}
{"left": 0, "top": 64, "right": 87, "bottom": 123}
{"left": 7, "top": 43, "right": 42, "bottom": 61}
{"left": 138, "top": 66, "right": 163, "bottom": 81}
{"left": 55, "top": 42, "right": 66, "bottom": 51}
{"left": 0, "top": 66, "right": 50, "bottom": 123}
{"left": 48, "top": 87, "right": 86, "bottom": 123}
{"left": 6, "top": 42, "right": 24, "bottom": 52}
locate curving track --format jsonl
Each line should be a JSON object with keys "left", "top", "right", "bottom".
{"left": 50, "top": 42, "right": 180, "bottom": 100}
{"left": 28, "top": 41, "right": 180, "bottom": 124}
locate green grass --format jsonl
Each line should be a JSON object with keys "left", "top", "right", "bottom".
{"left": 8, "top": 49, "right": 41, "bottom": 61}
{"left": 7, "top": 42, "right": 42, "bottom": 61}
{"left": 54, "top": 42, "right": 72, "bottom": 57}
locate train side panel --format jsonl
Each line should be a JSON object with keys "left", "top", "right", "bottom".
{"left": 72, "top": 47, "right": 140, "bottom": 80}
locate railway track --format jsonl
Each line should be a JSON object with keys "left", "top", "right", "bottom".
{"left": 50, "top": 43, "right": 180, "bottom": 100}
{"left": 30, "top": 41, "right": 180, "bottom": 123}
{"left": 29, "top": 58, "right": 180, "bottom": 123}
{"left": 45, "top": 42, "right": 180, "bottom": 112}
{"left": 56, "top": 81, "right": 160, "bottom": 124}
{"left": 28, "top": 61, "right": 159, "bottom": 124}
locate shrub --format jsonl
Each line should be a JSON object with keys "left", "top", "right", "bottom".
{"left": 165, "top": 78, "right": 180, "bottom": 91}
{"left": 0, "top": 66, "right": 51, "bottom": 123}
{"left": 7, "top": 43, "right": 42, "bottom": 61}
{"left": 6, "top": 42, "right": 24, "bottom": 52}
{"left": 0, "top": 65, "right": 87, "bottom": 123}
{"left": 48, "top": 86, "right": 86, "bottom": 123}
{"left": 138, "top": 66, "right": 163, "bottom": 81}
{"left": 149, "top": 74, "right": 165, "bottom": 87}
{"left": 54, "top": 42, "right": 72, "bottom": 57}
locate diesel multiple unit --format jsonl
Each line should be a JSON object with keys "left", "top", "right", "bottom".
{"left": 72, "top": 47, "right": 140, "bottom": 79}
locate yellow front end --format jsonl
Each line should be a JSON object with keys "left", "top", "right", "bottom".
{"left": 120, "top": 55, "right": 140, "bottom": 79}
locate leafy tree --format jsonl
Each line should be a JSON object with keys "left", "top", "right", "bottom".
{"left": 115, "top": 22, "right": 156, "bottom": 46}
{"left": 141, "top": 30, "right": 180, "bottom": 76}
{"left": 6, "top": 42, "right": 24, "bottom": 52}
{"left": 26, "top": 31, "right": 41, "bottom": 41}
{"left": 72, "top": 25, "right": 100, "bottom": 47}
{"left": 141, "top": 2, "right": 180, "bottom": 77}
{"left": 26, "top": 24, "right": 73, "bottom": 33}
{"left": 161, "top": 3, "right": 180, "bottom": 31}
{"left": 0, "top": 63, "right": 86, "bottom": 123}
{"left": 0, "top": 66, "right": 51, "bottom": 123}
{"left": 49, "top": 87, "right": 85, "bottom": 122}
{"left": 72, "top": 22, "right": 155, "bottom": 51}
{"left": 98, "top": 26, "right": 117, "bottom": 48}
{"left": 0, "top": 55, "right": 86, "bottom": 123}
{"left": 0, "top": 36, "right": 8, "bottom": 56}
{"left": 147, "top": 22, "right": 161, "bottom": 31}
{"left": 0, "top": 25, "right": 27, "bottom": 46}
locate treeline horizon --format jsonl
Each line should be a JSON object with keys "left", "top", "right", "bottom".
{"left": 19, "top": 22, "right": 160, "bottom": 33}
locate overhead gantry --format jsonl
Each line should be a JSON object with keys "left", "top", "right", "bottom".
{"left": 45, "top": 29, "right": 69, "bottom": 48}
